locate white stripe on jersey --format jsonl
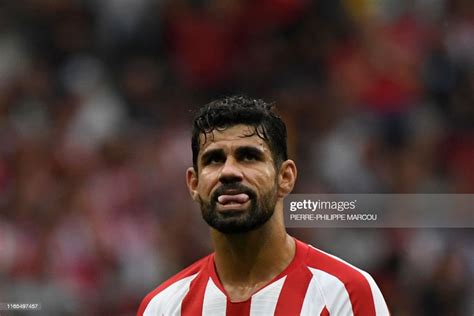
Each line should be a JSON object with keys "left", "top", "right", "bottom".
{"left": 311, "top": 246, "right": 390, "bottom": 315}
{"left": 357, "top": 269, "right": 390, "bottom": 315}
{"left": 143, "top": 273, "right": 198, "bottom": 316}
{"left": 249, "top": 276, "right": 286, "bottom": 316}
{"left": 202, "top": 278, "right": 227, "bottom": 316}
{"left": 308, "top": 267, "right": 354, "bottom": 316}
{"left": 300, "top": 271, "right": 329, "bottom": 315}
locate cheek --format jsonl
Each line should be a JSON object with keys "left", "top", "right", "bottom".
{"left": 249, "top": 168, "right": 276, "bottom": 188}
{"left": 197, "top": 170, "right": 218, "bottom": 195}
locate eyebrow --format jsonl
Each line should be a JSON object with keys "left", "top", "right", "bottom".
{"left": 200, "top": 146, "right": 266, "bottom": 164}
{"left": 235, "top": 146, "right": 265, "bottom": 159}
{"left": 200, "top": 148, "right": 225, "bottom": 165}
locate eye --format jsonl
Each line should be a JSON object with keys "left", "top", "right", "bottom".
{"left": 209, "top": 156, "right": 225, "bottom": 164}
{"left": 237, "top": 147, "right": 263, "bottom": 162}
{"left": 203, "top": 153, "right": 225, "bottom": 166}
{"left": 242, "top": 153, "right": 258, "bottom": 162}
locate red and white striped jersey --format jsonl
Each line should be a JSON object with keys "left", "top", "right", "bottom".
{"left": 137, "top": 239, "right": 389, "bottom": 316}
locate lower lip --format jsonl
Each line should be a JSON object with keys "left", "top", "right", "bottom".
{"left": 216, "top": 200, "right": 250, "bottom": 212}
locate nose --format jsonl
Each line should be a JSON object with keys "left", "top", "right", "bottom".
{"left": 219, "top": 156, "right": 243, "bottom": 184}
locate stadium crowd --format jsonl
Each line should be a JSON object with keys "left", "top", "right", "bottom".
{"left": 0, "top": 0, "right": 472, "bottom": 315}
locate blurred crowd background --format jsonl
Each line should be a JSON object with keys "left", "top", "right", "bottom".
{"left": 0, "top": 0, "right": 473, "bottom": 315}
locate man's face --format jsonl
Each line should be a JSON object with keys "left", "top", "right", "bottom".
{"left": 191, "top": 124, "right": 279, "bottom": 234}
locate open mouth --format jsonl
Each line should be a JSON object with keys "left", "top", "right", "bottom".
{"left": 218, "top": 193, "right": 249, "bottom": 204}
{"left": 216, "top": 192, "right": 251, "bottom": 211}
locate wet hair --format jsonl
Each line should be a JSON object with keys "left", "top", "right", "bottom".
{"left": 191, "top": 95, "right": 288, "bottom": 171}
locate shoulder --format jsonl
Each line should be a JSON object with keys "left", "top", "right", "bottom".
{"left": 136, "top": 255, "right": 210, "bottom": 316}
{"left": 304, "top": 243, "right": 374, "bottom": 290}
{"left": 302, "top": 242, "right": 390, "bottom": 316}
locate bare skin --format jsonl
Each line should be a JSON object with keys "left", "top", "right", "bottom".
{"left": 186, "top": 124, "right": 297, "bottom": 302}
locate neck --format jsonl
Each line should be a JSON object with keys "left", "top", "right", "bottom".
{"left": 211, "top": 205, "right": 295, "bottom": 291}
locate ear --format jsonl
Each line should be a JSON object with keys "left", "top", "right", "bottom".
{"left": 277, "top": 160, "right": 297, "bottom": 198}
{"left": 186, "top": 167, "right": 200, "bottom": 201}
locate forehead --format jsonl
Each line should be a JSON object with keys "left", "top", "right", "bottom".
{"left": 198, "top": 124, "right": 270, "bottom": 154}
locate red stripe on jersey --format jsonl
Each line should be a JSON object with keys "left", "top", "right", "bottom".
{"left": 137, "top": 256, "right": 208, "bottom": 316}
{"left": 307, "top": 247, "right": 376, "bottom": 316}
{"left": 274, "top": 265, "right": 313, "bottom": 316}
{"left": 181, "top": 265, "right": 210, "bottom": 316}
{"left": 226, "top": 300, "right": 251, "bottom": 316}
{"left": 320, "top": 306, "right": 330, "bottom": 316}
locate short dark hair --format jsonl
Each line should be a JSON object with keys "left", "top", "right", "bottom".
{"left": 191, "top": 95, "right": 288, "bottom": 171}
